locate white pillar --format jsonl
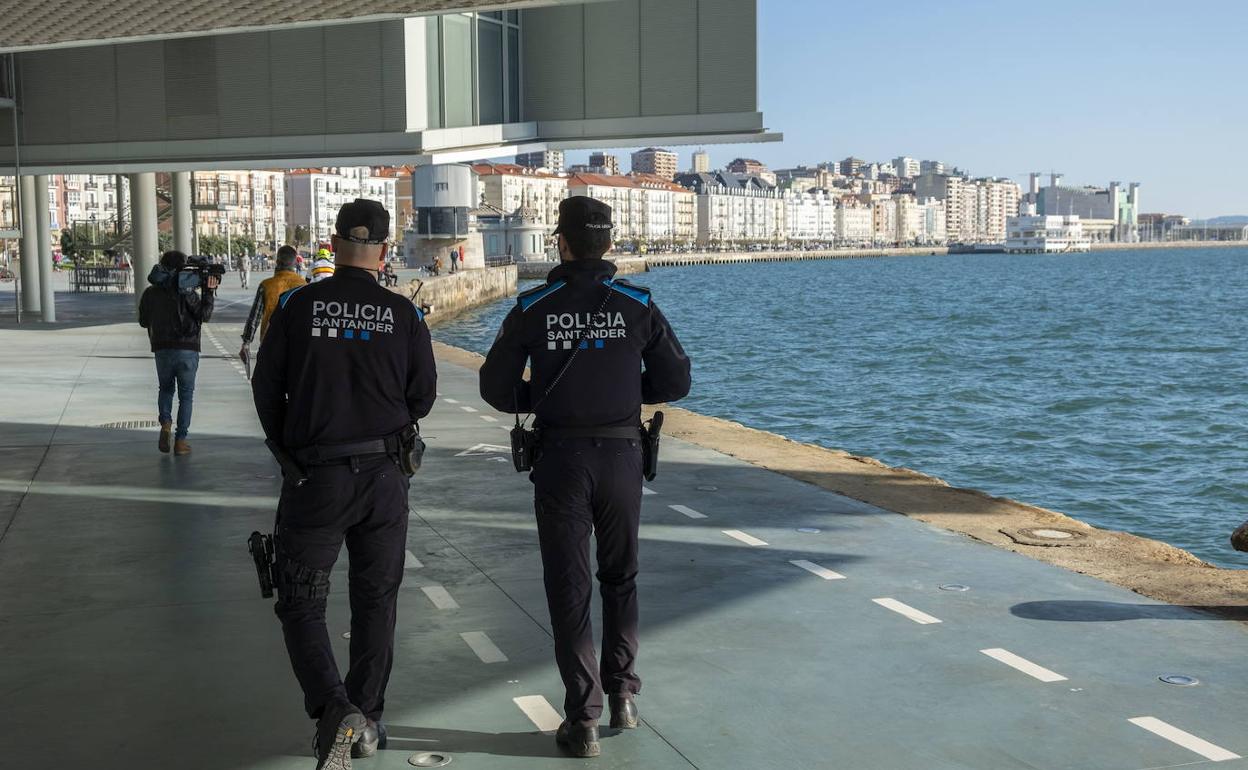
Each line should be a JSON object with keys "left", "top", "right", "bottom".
{"left": 129, "top": 172, "right": 158, "bottom": 308}
{"left": 172, "top": 171, "right": 193, "bottom": 254}
{"left": 18, "top": 175, "right": 40, "bottom": 314}
{"left": 35, "top": 175, "right": 55, "bottom": 322}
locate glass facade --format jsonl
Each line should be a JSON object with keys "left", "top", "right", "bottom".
{"left": 426, "top": 12, "right": 522, "bottom": 130}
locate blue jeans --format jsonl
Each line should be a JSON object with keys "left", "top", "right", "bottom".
{"left": 154, "top": 349, "right": 200, "bottom": 440}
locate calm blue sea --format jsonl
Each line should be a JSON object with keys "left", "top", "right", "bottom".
{"left": 437, "top": 247, "right": 1248, "bottom": 568}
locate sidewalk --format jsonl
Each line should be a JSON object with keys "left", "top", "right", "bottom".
{"left": 2, "top": 290, "right": 1248, "bottom": 769}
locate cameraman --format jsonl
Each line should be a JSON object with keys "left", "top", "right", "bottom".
{"left": 138, "top": 250, "right": 219, "bottom": 456}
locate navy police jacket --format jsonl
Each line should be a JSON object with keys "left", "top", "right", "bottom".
{"left": 480, "top": 258, "right": 691, "bottom": 428}
{"left": 252, "top": 265, "right": 437, "bottom": 449}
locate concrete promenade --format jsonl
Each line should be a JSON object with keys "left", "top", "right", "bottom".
{"left": 3, "top": 282, "right": 1248, "bottom": 770}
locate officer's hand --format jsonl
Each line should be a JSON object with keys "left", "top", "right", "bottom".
{"left": 238, "top": 345, "right": 248, "bottom": 361}
{"left": 206, "top": 276, "right": 220, "bottom": 290}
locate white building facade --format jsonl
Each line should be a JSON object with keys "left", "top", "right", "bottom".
{"left": 285, "top": 167, "right": 397, "bottom": 244}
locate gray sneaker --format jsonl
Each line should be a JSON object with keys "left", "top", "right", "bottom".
{"left": 314, "top": 701, "right": 367, "bottom": 770}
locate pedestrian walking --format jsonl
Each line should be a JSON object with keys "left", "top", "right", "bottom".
{"left": 479, "top": 196, "right": 691, "bottom": 758}
{"left": 138, "top": 250, "right": 219, "bottom": 456}
{"left": 252, "top": 199, "right": 437, "bottom": 770}
{"left": 238, "top": 245, "right": 308, "bottom": 362}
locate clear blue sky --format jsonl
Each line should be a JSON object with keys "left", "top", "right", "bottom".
{"left": 563, "top": 0, "right": 1247, "bottom": 218}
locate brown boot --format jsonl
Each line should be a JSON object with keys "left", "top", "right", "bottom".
{"left": 173, "top": 439, "right": 192, "bottom": 456}
{"left": 158, "top": 422, "right": 172, "bottom": 453}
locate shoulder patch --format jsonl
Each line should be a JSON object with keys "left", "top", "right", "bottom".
{"left": 518, "top": 280, "right": 567, "bottom": 312}
{"left": 603, "top": 279, "right": 651, "bottom": 307}
{"left": 278, "top": 285, "right": 305, "bottom": 309}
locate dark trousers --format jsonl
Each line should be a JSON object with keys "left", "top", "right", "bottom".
{"left": 532, "top": 437, "right": 644, "bottom": 723}
{"left": 274, "top": 455, "right": 409, "bottom": 721}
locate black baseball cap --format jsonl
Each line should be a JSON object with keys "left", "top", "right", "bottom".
{"left": 553, "top": 196, "right": 614, "bottom": 236}
{"left": 335, "top": 198, "right": 390, "bottom": 244}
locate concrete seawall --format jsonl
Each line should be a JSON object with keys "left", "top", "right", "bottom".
{"left": 1090, "top": 240, "right": 1246, "bottom": 251}
{"left": 396, "top": 265, "right": 517, "bottom": 327}
{"left": 516, "top": 257, "right": 649, "bottom": 280}
{"left": 646, "top": 245, "right": 948, "bottom": 268}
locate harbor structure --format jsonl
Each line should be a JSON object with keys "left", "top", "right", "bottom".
{"left": 1005, "top": 213, "right": 1092, "bottom": 253}
{"left": 1023, "top": 173, "right": 1140, "bottom": 242}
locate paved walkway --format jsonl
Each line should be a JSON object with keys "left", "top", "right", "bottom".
{"left": 2, "top": 285, "right": 1248, "bottom": 769}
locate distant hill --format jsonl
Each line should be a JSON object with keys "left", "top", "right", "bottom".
{"left": 1196, "top": 215, "right": 1248, "bottom": 225}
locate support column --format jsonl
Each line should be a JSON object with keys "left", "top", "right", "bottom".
{"left": 18, "top": 175, "right": 39, "bottom": 314}
{"left": 35, "top": 175, "right": 54, "bottom": 322}
{"left": 172, "top": 171, "right": 193, "bottom": 254}
{"left": 129, "top": 172, "right": 158, "bottom": 308}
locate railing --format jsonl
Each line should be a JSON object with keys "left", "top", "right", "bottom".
{"left": 71, "top": 266, "right": 132, "bottom": 293}
{"left": 484, "top": 255, "right": 515, "bottom": 267}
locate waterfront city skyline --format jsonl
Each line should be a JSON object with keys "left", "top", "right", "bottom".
{"left": 562, "top": 0, "right": 1247, "bottom": 219}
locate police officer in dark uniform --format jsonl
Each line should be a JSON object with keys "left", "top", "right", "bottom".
{"left": 252, "top": 199, "right": 437, "bottom": 770}
{"left": 480, "top": 196, "right": 691, "bottom": 758}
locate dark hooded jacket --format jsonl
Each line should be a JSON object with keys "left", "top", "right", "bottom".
{"left": 138, "top": 265, "right": 216, "bottom": 352}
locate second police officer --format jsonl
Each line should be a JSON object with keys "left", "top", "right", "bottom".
{"left": 252, "top": 199, "right": 437, "bottom": 770}
{"left": 480, "top": 196, "right": 692, "bottom": 758}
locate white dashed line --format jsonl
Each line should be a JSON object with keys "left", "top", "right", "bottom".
{"left": 460, "top": 631, "right": 508, "bottom": 663}
{"left": 872, "top": 598, "right": 942, "bottom": 625}
{"left": 642, "top": 486, "right": 656, "bottom": 496}
{"left": 789, "top": 560, "right": 846, "bottom": 580}
{"left": 443, "top": 398, "right": 460, "bottom": 404}
{"left": 513, "top": 695, "right": 563, "bottom": 733}
{"left": 480, "top": 415, "right": 499, "bottom": 422}
{"left": 1128, "top": 717, "right": 1241, "bottom": 762}
{"left": 722, "top": 529, "right": 767, "bottom": 547}
{"left": 669, "top": 504, "right": 707, "bottom": 519}
{"left": 404, "top": 550, "right": 423, "bottom": 569}
{"left": 460, "top": 406, "right": 478, "bottom": 413}
{"left": 980, "top": 648, "right": 1067, "bottom": 682}
{"left": 420, "top": 585, "right": 459, "bottom": 609}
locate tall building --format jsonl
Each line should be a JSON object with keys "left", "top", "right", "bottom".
{"left": 515, "top": 150, "right": 565, "bottom": 174}
{"left": 674, "top": 171, "right": 785, "bottom": 245}
{"left": 588, "top": 152, "right": 621, "bottom": 176}
{"left": 892, "top": 157, "right": 920, "bottom": 178}
{"left": 915, "top": 172, "right": 1020, "bottom": 243}
{"left": 839, "top": 157, "right": 865, "bottom": 176}
{"left": 919, "top": 160, "right": 945, "bottom": 175}
{"left": 631, "top": 147, "right": 679, "bottom": 180}
{"left": 285, "top": 167, "right": 397, "bottom": 245}
{"left": 692, "top": 150, "right": 711, "bottom": 173}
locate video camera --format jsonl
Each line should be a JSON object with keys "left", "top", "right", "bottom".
{"left": 178, "top": 255, "right": 226, "bottom": 290}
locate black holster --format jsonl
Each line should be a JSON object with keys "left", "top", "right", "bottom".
{"left": 248, "top": 531, "right": 276, "bottom": 599}
{"left": 642, "top": 411, "right": 664, "bottom": 482}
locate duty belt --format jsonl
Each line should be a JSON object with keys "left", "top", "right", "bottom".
{"left": 539, "top": 426, "right": 643, "bottom": 441}
{"left": 293, "top": 434, "right": 403, "bottom": 465}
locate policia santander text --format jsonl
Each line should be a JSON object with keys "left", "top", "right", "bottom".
{"left": 480, "top": 196, "right": 691, "bottom": 759}
{"left": 252, "top": 199, "right": 436, "bottom": 770}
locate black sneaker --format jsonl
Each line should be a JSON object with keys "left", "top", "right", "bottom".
{"left": 352, "top": 719, "right": 387, "bottom": 759}
{"left": 314, "top": 701, "right": 367, "bottom": 770}
{"left": 609, "top": 693, "right": 639, "bottom": 729}
{"left": 555, "top": 720, "right": 600, "bottom": 758}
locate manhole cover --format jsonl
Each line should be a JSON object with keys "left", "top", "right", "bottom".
{"left": 1003, "top": 526, "right": 1090, "bottom": 547}
{"left": 1159, "top": 674, "right": 1200, "bottom": 687}
{"left": 939, "top": 584, "right": 970, "bottom": 592}
{"left": 796, "top": 527, "right": 821, "bottom": 534}
{"left": 409, "top": 753, "right": 452, "bottom": 767}
{"left": 97, "top": 420, "right": 162, "bottom": 429}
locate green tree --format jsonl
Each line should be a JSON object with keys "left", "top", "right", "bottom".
{"left": 293, "top": 225, "right": 310, "bottom": 249}
{"left": 231, "top": 235, "right": 256, "bottom": 256}
{"left": 158, "top": 232, "right": 173, "bottom": 253}
{"left": 198, "top": 233, "right": 225, "bottom": 256}
{"left": 59, "top": 223, "right": 97, "bottom": 259}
